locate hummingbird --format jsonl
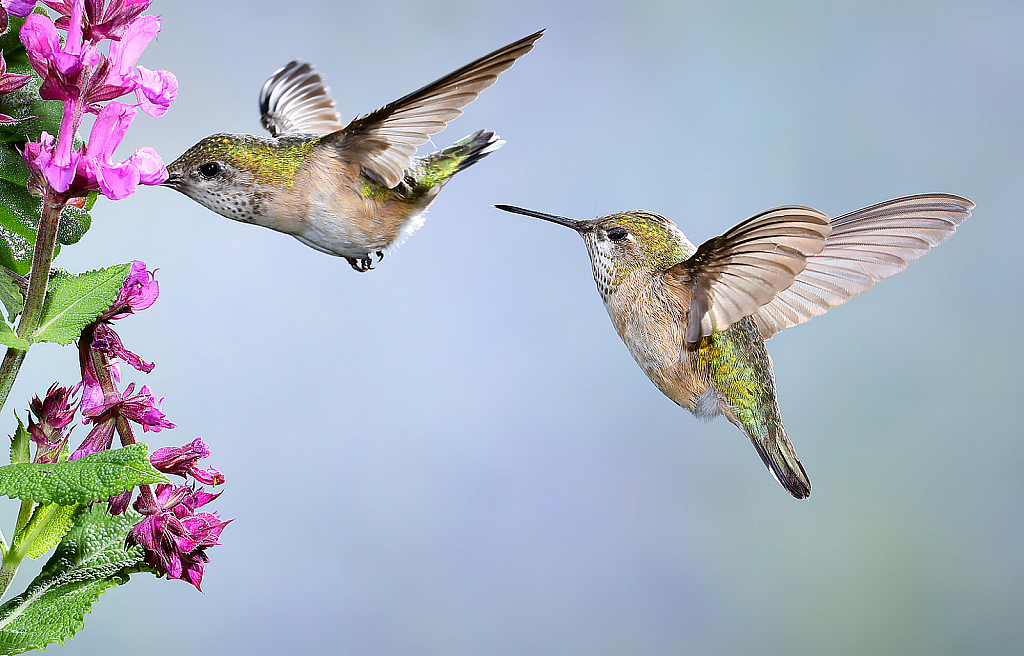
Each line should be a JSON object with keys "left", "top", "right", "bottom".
{"left": 162, "top": 30, "right": 544, "bottom": 272}
{"left": 495, "top": 194, "right": 973, "bottom": 498}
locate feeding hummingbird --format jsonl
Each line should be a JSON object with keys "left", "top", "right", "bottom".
{"left": 496, "top": 194, "right": 973, "bottom": 498}
{"left": 163, "top": 30, "right": 544, "bottom": 272}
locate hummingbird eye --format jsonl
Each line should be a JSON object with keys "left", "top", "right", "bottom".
{"left": 606, "top": 226, "right": 628, "bottom": 242}
{"left": 198, "top": 162, "right": 223, "bottom": 179}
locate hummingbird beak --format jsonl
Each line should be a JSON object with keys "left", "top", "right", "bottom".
{"left": 493, "top": 204, "right": 588, "bottom": 231}
{"left": 161, "top": 171, "right": 183, "bottom": 189}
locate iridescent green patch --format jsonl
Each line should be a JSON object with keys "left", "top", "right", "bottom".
{"left": 168, "top": 134, "right": 320, "bottom": 188}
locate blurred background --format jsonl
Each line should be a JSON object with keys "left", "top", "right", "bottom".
{"left": 6, "top": 0, "right": 1023, "bottom": 653}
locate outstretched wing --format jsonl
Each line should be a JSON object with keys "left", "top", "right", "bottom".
{"left": 751, "top": 193, "right": 973, "bottom": 339}
{"left": 316, "top": 30, "right": 544, "bottom": 188}
{"left": 668, "top": 207, "right": 832, "bottom": 344}
{"left": 259, "top": 61, "right": 346, "bottom": 137}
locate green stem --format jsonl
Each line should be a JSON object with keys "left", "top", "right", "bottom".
{"left": 13, "top": 501, "right": 32, "bottom": 537}
{"left": 16, "top": 189, "right": 63, "bottom": 339}
{"left": 0, "top": 188, "right": 64, "bottom": 417}
{"left": 0, "top": 558, "right": 18, "bottom": 597}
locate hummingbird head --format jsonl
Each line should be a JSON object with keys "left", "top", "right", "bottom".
{"left": 162, "top": 133, "right": 317, "bottom": 222}
{"left": 495, "top": 205, "right": 695, "bottom": 297}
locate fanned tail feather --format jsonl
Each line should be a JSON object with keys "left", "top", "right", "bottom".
{"left": 415, "top": 130, "right": 504, "bottom": 190}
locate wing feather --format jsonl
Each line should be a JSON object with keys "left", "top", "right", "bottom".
{"left": 669, "top": 206, "right": 832, "bottom": 344}
{"left": 318, "top": 30, "right": 544, "bottom": 187}
{"left": 259, "top": 61, "right": 345, "bottom": 136}
{"left": 753, "top": 193, "right": 973, "bottom": 339}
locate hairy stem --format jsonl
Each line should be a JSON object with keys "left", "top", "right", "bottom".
{"left": 0, "top": 189, "right": 65, "bottom": 417}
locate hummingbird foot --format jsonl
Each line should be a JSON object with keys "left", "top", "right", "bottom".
{"left": 346, "top": 256, "right": 375, "bottom": 272}
{"left": 376, "top": 251, "right": 385, "bottom": 262}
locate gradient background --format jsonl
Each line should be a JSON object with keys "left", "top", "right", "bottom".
{"left": 5, "top": 0, "right": 1023, "bottom": 653}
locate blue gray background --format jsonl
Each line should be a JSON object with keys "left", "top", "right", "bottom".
{"left": 6, "top": 0, "right": 1023, "bottom": 653}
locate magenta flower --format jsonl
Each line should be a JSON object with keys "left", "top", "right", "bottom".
{"left": 92, "top": 323, "right": 153, "bottom": 374}
{"left": 80, "top": 261, "right": 158, "bottom": 413}
{"left": 69, "top": 412, "right": 114, "bottom": 459}
{"left": 118, "top": 383, "right": 174, "bottom": 431}
{"left": 21, "top": 3, "right": 100, "bottom": 78}
{"left": 26, "top": 383, "right": 78, "bottom": 463}
{"left": 47, "top": 0, "right": 151, "bottom": 42}
{"left": 82, "top": 381, "right": 174, "bottom": 432}
{"left": 150, "top": 438, "right": 225, "bottom": 486}
{"left": 87, "top": 14, "right": 177, "bottom": 116}
{"left": 127, "top": 483, "right": 230, "bottom": 591}
{"left": 80, "top": 100, "right": 167, "bottom": 198}
{"left": 104, "top": 259, "right": 159, "bottom": 320}
{"left": 17, "top": 0, "right": 172, "bottom": 200}
{"left": 28, "top": 383, "right": 78, "bottom": 431}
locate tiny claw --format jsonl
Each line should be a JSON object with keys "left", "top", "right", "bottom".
{"left": 375, "top": 251, "right": 385, "bottom": 262}
{"left": 346, "top": 257, "right": 372, "bottom": 273}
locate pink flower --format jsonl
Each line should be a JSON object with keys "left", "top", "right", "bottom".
{"left": 22, "top": 104, "right": 81, "bottom": 192}
{"left": 105, "top": 260, "right": 159, "bottom": 319}
{"left": 133, "top": 65, "right": 176, "bottom": 117}
{"left": 21, "top": 3, "right": 99, "bottom": 78}
{"left": 150, "top": 438, "right": 225, "bottom": 486}
{"left": 73, "top": 100, "right": 167, "bottom": 199}
{"left": 127, "top": 483, "right": 230, "bottom": 591}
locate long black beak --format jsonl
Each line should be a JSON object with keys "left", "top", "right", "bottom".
{"left": 494, "top": 204, "right": 586, "bottom": 231}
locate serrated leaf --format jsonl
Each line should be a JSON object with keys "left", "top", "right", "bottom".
{"left": 13, "top": 503, "right": 77, "bottom": 559}
{"left": 0, "top": 443, "right": 166, "bottom": 505}
{"left": 0, "top": 272, "right": 23, "bottom": 321}
{"left": 0, "top": 505, "right": 150, "bottom": 654}
{"left": 32, "top": 263, "right": 131, "bottom": 345}
{"left": 57, "top": 199, "right": 92, "bottom": 247}
{"left": 9, "top": 415, "right": 29, "bottom": 466}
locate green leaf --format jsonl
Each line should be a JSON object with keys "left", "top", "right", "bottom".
{"left": 0, "top": 142, "right": 29, "bottom": 187}
{"left": 0, "top": 319, "right": 28, "bottom": 350}
{"left": 0, "top": 272, "right": 24, "bottom": 321}
{"left": 57, "top": 195, "right": 95, "bottom": 248}
{"left": 33, "top": 263, "right": 131, "bottom": 345}
{"left": 0, "top": 505, "right": 150, "bottom": 654}
{"left": 0, "top": 444, "right": 167, "bottom": 505}
{"left": 9, "top": 415, "right": 29, "bottom": 466}
{"left": 13, "top": 503, "right": 78, "bottom": 559}
{"left": 0, "top": 177, "right": 40, "bottom": 276}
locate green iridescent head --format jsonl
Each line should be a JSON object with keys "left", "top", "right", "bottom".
{"left": 162, "top": 133, "right": 318, "bottom": 221}
{"left": 494, "top": 205, "right": 694, "bottom": 296}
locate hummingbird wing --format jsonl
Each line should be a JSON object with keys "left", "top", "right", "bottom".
{"left": 316, "top": 29, "right": 544, "bottom": 188}
{"left": 259, "top": 61, "right": 346, "bottom": 137}
{"left": 670, "top": 207, "right": 832, "bottom": 345}
{"left": 750, "top": 194, "right": 973, "bottom": 339}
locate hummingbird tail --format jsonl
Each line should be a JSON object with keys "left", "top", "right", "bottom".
{"left": 416, "top": 130, "right": 504, "bottom": 190}
{"left": 745, "top": 420, "right": 811, "bottom": 499}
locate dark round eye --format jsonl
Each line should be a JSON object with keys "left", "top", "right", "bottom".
{"left": 198, "top": 162, "right": 222, "bottom": 179}
{"left": 607, "top": 226, "right": 628, "bottom": 241}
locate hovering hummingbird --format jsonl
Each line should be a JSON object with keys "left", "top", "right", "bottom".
{"left": 163, "top": 30, "right": 544, "bottom": 272}
{"left": 496, "top": 194, "right": 973, "bottom": 498}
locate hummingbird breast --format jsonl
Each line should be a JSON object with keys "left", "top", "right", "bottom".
{"left": 603, "top": 275, "right": 712, "bottom": 414}
{"left": 274, "top": 153, "right": 437, "bottom": 259}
